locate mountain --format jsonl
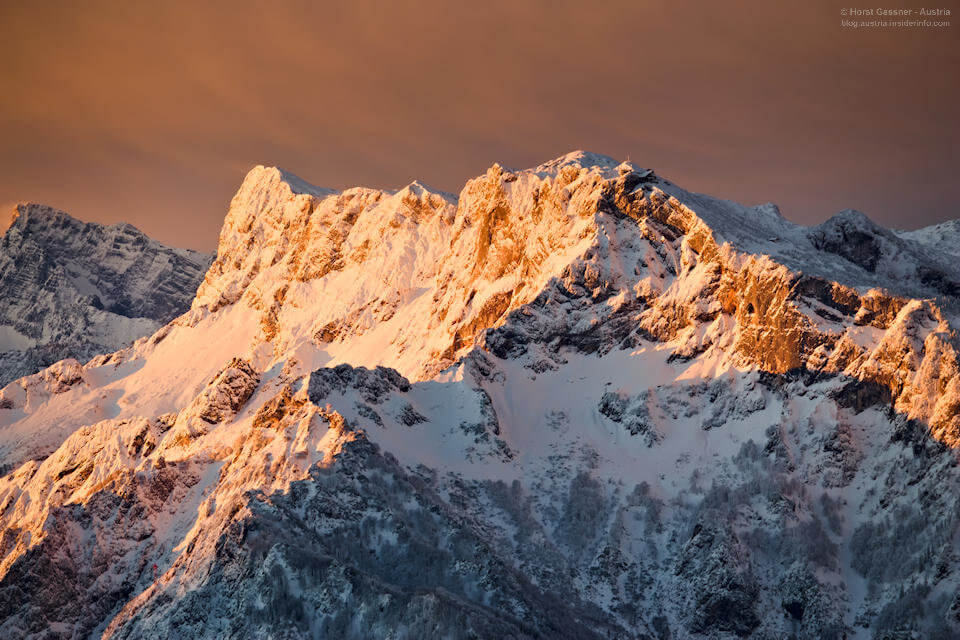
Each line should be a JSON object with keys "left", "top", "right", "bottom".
{"left": 0, "top": 152, "right": 958, "bottom": 639}
{"left": 0, "top": 204, "right": 213, "bottom": 387}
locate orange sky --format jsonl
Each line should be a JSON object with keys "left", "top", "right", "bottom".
{"left": 1, "top": 0, "right": 957, "bottom": 251}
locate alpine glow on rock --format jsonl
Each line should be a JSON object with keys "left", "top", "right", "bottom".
{"left": 0, "top": 153, "right": 958, "bottom": 639}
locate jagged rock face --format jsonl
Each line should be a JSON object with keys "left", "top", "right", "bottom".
{"left": 0, "top": 204, "right": 212, "bottom": 386}
{"left": 1, "top": 152, "right": 959, "bottom": 639}
{"left": 190, "top": 160, "right": 617, "bottom": 379}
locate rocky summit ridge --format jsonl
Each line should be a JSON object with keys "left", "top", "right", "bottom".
{"left": 0, "top": 204, "right": 212, "bottom": 388}
{"left": 0, "top": 152, "right": 958, "bottom": 639}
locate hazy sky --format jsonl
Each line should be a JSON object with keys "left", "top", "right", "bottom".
{"left": 1, "top": 0, "right": 957, "bottom": 251}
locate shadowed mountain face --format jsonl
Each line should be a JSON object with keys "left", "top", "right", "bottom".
{"left": 0, "top": 153, "right": 959, "bottom": 639}
{"left": 0, "top": 204, "right": 212, "bottom": 386}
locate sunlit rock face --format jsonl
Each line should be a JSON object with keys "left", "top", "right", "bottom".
{"left": 0, "top": 204, "right": 212, "bottom": 387}
{"left": 1, "top": 152, "right": 959, "bottom": 639}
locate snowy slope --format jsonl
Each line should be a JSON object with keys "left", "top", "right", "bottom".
{"left": 0, "top": 153, "right": 958, "bottom": 639}
{"left": 0, "top": 204, "right": 213, "bottom": 387}
{"left": 896, "top": 218, "right": 960, "bottom": 264}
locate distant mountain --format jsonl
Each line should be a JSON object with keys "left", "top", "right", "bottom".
{"left": 0, "top": 204, "right": 212, "bottom": 387}
{"left": 0, "top": 154, "right": 958, "bottom": 639}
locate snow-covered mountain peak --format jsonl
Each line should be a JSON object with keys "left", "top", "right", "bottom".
{"left": 187, "top": 151, "right": 960, "bottom": 390}
{"left": 191, "top": 150, "right": 656, "bottom": 384}
{"left": 2, "top": 204, "right": 209, "bottom": 316}
{"left": 0, "top": 203, "right": 212, "bottom": 387}
{"left": 397, "top": 179, "right": 456, "bottom": 200}
{"left": 896, "top": 217, "right": 960, "bottom": 261}
{"left": 532, "top": 149, "right": 621, "bottom": 175}
{"left": 4, "top": 153, "right": 960, "bottom": 638}
{"left": 753, "top": 202, "right": 783, "bottom": 219}
{"left": 6, "top": 203, "right": 156, "bottom": 244}
{"left": 260, "top": 165, "right": 333, "bottom": 198}
{"left": 821, "top": 208, "right": 876, "bottom": 227}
